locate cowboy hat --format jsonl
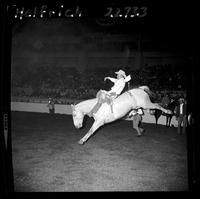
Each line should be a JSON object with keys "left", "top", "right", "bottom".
{"left": 115, "top": 69, "right": 126, "bottom": 78}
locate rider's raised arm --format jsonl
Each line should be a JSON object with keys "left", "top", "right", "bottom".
{"left": 105, "top": 77, "right": 117, "bottom": 83}
{"left": 124, "top": 75, "right": 131, "bottom": 82}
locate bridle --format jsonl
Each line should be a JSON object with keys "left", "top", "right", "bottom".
{"left": 72, "top": 109, "right": 84, "bottom": 120}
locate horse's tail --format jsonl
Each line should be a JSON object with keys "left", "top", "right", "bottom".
{"left": 139, "top": 86, "right": 157, "bottom": 99}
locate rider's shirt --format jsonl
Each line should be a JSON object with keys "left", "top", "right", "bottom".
{"left": 107, "top": 75, "right": 131, "bottom": 95}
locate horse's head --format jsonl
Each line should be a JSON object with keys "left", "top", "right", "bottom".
{"left": 71, "top": 104, "right": 84, "bottom": 129}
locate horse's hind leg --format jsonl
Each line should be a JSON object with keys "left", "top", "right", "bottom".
{"left": 155, "top": 110, "right": 162, "bottom": 125}
{"left": 155, "top": 115, "right": 159, "bottom": 125}
{"left": 78, "top": 120, "right": 104, "bottom": 145}
{"left": 166, "top": 116, "right": 169, "bottom": 127}
{"left": 169, "top": 116, "right": 172, "bottom": 127}
{"left": 155, "top": 117, "right": 158, "bottom": 125}
{"left": 144, "top": 102, "right": 172, "bottom": 114}
{"left": 154, "top": 111, "right": 158, "bottom": 125}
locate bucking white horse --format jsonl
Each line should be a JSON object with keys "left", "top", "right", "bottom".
{"left": 71, "top": 86, "right": 172, "bottom": 145}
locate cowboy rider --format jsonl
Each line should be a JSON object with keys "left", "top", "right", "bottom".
{"left": 88, "top": 69, "right": 131, "bottom": 117}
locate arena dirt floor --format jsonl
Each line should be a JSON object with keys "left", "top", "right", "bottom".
{"left": 11, "top": 111, "right": 188, "bottom": 192}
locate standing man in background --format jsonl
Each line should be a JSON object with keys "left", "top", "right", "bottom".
{"left": 161, "top": 92, "right": 170, "bottom": 108}
{"left": 128, "top": 108, "right": 145, "bottom": 136}
{"left": 47, "top": 97, "right": 55, "bottom": 114}
{"left": 175, "top": 97, "right": 187, "bottom": 134}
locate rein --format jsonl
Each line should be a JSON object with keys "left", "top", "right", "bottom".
{"left": 127, "top": 90, "right": 134, "bottom": 98}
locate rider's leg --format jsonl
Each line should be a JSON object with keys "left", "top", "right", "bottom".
{"left": 88, "top": 100, "right": 102, "bottom": 117}
{"left": 92, "top": 100, "right": 102, "bottom": 114}
{"left": 88, "top": 93, "right": 104, "bottom": 117}
{"left": 108, "top": 92, "right": 117, "bottom": 114}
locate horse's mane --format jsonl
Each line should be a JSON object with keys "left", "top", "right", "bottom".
{"left": 127, "top": 85, "right": 141, "bottom": 91}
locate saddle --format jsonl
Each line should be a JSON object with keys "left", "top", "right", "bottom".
{"left": 97, "top": 90, "right": 117, "bottom": 105}
{"left": 88, "top": 90, "right": 118, "bottom": 117}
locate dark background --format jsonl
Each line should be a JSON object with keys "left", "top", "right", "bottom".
{"left": 9, "top": 1, "right": 195, "bottom": 95}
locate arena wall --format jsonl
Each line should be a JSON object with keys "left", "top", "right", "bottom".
{"left": 11, "top": 102, "right": 178, "bottom": 127}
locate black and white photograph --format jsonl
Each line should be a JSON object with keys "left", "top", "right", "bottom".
{"left": 1, "top": 0, "right": 198, "bottom": 194}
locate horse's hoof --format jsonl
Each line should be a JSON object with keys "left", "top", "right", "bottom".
{"left": 78, "top": 140, "right": 84, "bottom": 145}
{"left": 136, "top": 134, "right": 142, "bottom": 137}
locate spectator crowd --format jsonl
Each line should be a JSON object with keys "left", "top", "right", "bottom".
{"left": 11, "top": 64, "right": 187, "bottom": 104}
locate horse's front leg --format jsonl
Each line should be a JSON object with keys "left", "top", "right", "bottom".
{"left": 78, "top": 120, "right": 104, "bottom": 145}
